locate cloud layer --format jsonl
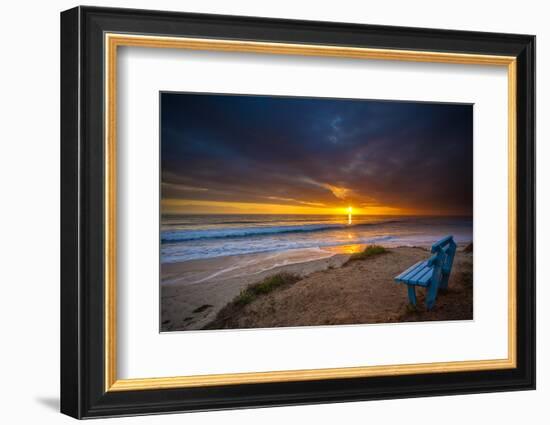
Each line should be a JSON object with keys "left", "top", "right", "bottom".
{"left": 161, "top": 93, "right": 473, "bottom": 215}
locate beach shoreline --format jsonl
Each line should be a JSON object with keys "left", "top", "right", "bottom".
{"left": 161, "top": 243, "right": 473, "bottom": 332}
{"left": 161, "top": 247, "right": 351, "bottom": 331}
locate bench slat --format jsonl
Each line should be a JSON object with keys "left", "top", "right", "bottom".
{"left": 431, "top": 235, "right": 454, "bottom": 253}
{"left": 405, "top": 265, "right": 431, "bottom": 284}
{"left": 399, "top": 261, "right": 427, "bottom": 281}
{"left": 417, "top": 269, "right": 433, "bottom": 286}
{"left": 409, "top": 267, "right": 432, "bottom": 284}
{"left": 395, "top": 260, "right": 425, "bottom": 280}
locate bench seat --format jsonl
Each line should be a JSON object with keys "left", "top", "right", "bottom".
{"left": 394, "top": 260, "right": 434, "bottom": 287}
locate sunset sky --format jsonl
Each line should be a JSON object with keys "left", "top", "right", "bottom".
{"left": 161, "top": 93, "right": 473, "bottom": 216}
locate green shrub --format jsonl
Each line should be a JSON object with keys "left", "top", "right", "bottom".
{"left": 235, "top": 290, "right": 254, "bottom": 306}
{"left": 345, "top": 245, "right": 387, "bottom": 264}
{"left": 234, "top": 273, "right": 300, "bottom": 306}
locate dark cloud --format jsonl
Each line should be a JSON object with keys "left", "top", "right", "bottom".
{"left": 161, "top": 92, "right": 473, "bottom": 215}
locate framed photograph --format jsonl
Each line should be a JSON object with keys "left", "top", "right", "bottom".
{"left": 60, "top": 6, "right": 535, "bottom": 419}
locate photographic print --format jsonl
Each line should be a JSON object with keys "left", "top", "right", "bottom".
{"left": 160, "top": 93, "right": 473, "bottom": 332}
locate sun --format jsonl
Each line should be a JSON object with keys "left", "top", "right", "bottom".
{"left": 347, "top": 206, "right": 353, "bottom": 214}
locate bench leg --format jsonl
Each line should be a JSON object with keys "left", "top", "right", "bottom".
{"left": 426, "top": 280, "right": 439, "bottom": 310}
{"left": 439, "top": 271, "right": 450, "bottom": 291}
{"left": 407, "top": 285, "right": 417, "bottom": 306}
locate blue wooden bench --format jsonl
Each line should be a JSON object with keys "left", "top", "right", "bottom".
{"left": 394, "top": 236, "right": 457, "bottom": 310}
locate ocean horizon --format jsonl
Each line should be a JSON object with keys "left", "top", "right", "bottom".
{"left": 160, "top": 214, "right": 473, "bottom": 264}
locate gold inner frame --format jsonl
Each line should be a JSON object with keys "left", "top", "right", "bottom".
{"left": 104, "top": 33, "right": 517, "bottom": 392}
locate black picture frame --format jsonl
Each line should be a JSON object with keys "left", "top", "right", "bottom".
{"left": 61, "top": 5, "right": 535, "bottom": 419}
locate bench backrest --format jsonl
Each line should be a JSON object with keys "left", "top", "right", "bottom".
{"left": 431, "top": 235, "right": 454, "bottom": 252}
{"left": 430, "top": 236, "right": 456, "bottom": 289}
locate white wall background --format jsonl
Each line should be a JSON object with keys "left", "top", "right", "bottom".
{"left": 0, "top": 0, "right": 545, "bottom": 423}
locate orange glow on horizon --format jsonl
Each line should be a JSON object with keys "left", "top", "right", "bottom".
{"left": 161, "top": 198, "right": 417, "bottom": 216}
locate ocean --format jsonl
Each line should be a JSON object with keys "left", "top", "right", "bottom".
{"left": 160, "top": 215, "right": 473, "bottom": 264}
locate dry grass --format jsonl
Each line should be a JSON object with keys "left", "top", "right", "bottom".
{"left": 344, "top": 245, "right": 387, "bottom": 265}
{"left": 203, "top": 273, "right": 300, "bottom": 329}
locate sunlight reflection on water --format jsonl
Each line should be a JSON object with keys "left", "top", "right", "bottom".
{"left": 327, "top": 244, "right": 365, "bottom": 254}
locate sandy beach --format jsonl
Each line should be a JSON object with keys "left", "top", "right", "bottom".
{"left": 161, "top": 244, "right": 473, "bottom": 332}
{"left": 161, "top": 248, "right": 350, "bottom": 331}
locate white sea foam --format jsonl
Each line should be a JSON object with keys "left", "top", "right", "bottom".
{"left": 161, "top": 215, "right": 472, "bottom": 263}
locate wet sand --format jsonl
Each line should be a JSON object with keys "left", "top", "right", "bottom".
{"left": 161, "top": 248, "right": 351, "bottom": 331}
